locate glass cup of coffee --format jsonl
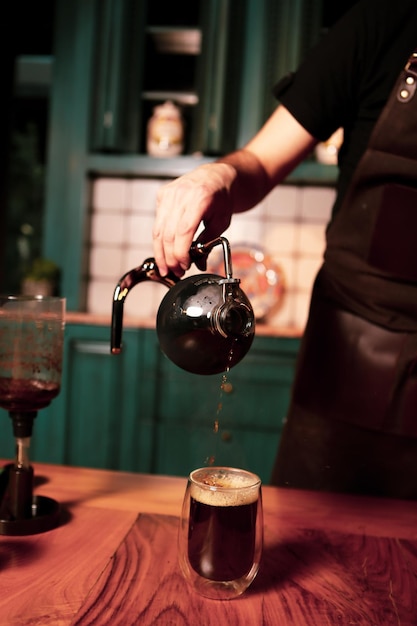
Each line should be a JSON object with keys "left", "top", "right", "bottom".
{"left": 178, "top": 466, "right": 263, "bottom": 600}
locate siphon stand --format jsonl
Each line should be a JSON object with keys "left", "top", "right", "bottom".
{"left": 0, "top": 412, "right": 60, "bottom": 536}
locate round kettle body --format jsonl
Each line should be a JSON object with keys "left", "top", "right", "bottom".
{"left": 156, "top": 274, "right": 255, "bottom": 375}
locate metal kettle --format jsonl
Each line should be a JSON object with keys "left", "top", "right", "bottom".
{"left": 111, "top": 237, "right": 255, "bottom": 375}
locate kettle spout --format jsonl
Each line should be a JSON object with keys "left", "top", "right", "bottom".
{"left": 111, "top": 258, "right": 178, "bottom": 354}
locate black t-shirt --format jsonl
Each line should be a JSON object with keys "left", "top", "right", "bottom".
{"left": 275, "top": 0, "right": 417, "bottom": 213}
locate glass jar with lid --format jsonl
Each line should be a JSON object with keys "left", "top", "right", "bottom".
{"left": 147, "top": 100, "right": 184, "bottom": 157}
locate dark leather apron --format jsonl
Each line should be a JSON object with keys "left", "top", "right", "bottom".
{"left": 324, "top": 48, "right": 417, "bottom": 330}
{"left": 272, "top": 50, "right": 417, "bottom": 498}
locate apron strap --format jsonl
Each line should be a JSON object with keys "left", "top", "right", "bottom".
{"left": 397, "top": 49, "right": 417, "bottom": 103}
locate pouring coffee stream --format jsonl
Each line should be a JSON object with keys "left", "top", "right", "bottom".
{"left": 111, "top": 237, "right": 255, "bottom": 375}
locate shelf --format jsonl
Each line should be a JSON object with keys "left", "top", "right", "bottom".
{"left": 146, "top": 27, "right": 202, "bottom": 55}
{"left": 87, "top": 154, "right": 214, "bottom": 178}
{"left": 285, "top": 160, "right": 338, "bottom": 186}
{"left": 86, "top": 154, "right": 338, "bottom": 185}
{"left": 142, "top": 91, "right": 199, "bottom": 106}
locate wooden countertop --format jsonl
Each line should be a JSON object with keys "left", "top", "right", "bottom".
{"left": 65, "top": 312, "right": 303, "bottom": 338}
{"left": 1, "top": 461, "right": 417, "bottom": 625}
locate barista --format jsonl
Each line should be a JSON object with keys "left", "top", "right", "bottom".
{"left": 152, "top": 0, "right": 417, "bottom": 499}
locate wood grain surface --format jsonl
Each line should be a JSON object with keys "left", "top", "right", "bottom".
{"left": 0, "top": 507, "right": 137, "bottom": 626}
{"left": 1, "top": 462, "right": 417, "bottom": 626}
{"left": 72, "top": 512, "right": 417, "bottom": 626}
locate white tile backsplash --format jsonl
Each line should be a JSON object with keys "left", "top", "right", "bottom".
{"left": 87, "top": 279, "right": 117, "bottom": 316}
{"left": 126, "top": 214, "right": 155, "bottom": 246}
{"left": 298, "top": 222, "right": 326, "bottom": 256}
{"left": 263, "top": 222, "right": 297, "bottom": 255}
{"left": 87, "top": 177, "right": 335, "bottom": 330}
{"left": 90, "top": 213, "right": 126, "bottom": 245}
{"left": 275, "top": 255, "right": 297, "bottom": 290}
{"left": 224, "top": 214, "right": 265, "bottom": 245}
{"left": 296, "top": 257, "right": 323, "bottom": 291}
{"left": 267, "top": 290, "right": 295, "bottom": 327}
{"left": 264, "top": 185, "right": 299, "bottom": 220}
{"left": 124, "top": 245, "right": 154, "bottom": 270}
{"left": 123, "top": 281, "right": 168, "bottom": 319}
{"left": 89, "top": 245, "right": 125, "bottom": 279}
{"left": 92, "top": 178, "right": 130, "bottom": 212}
{"left": 299, "top": 186, "right": 335, "bottom": 221}
{"left": 131, "top": 179, "right": 164, "bottom": 214}
{"left": 292, "top": 291, "right": 314, "bottom": 329}
{"left": 240, "top": 200, "right": 267, "bottom": 220}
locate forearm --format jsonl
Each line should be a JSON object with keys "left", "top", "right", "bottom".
{"left": 215, "top": 149, "right": 272, "bottom": 214}
{"left": 216, "top": 106, "right": 318, "bottom": 215}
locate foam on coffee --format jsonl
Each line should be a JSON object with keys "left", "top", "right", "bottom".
{"left": 190, "top": 468, "right": 260, "bottom": 507}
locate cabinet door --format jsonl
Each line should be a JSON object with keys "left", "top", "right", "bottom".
{"left": 189, "top": 0, "right": 246, "bottom": 155}
{"left": 152, "top": 336, "right": 299, "bottom": 484}
{"left": 260, "top": 0, "right": 323, "bottom": 122}
{"left": 55, "top": 326, "right": 133, "bottom": 470}
{"left": 0, "top": 325, "right": 300, "bottom": 482}
{"left": 21, "top": 324, "right": 158, "bottom": 473}
{"left": 89, "top": 0, "right": 246, "bottom": 156}
{"left": 90, "top": 0, "right": 145, "bottom": 152}
{"left": 238, "top": 0, "right": 324, "bottom": 144}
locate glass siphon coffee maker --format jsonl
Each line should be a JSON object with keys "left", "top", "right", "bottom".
{"left": 0, "top": 295, "right": 65, "bottom": 535}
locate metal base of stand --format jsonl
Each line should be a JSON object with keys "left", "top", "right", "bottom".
{"left": 0, "top": 463, "right": 61, "bottom": 535}
{"left": 0, "top": 494, "right": 61, "bottom": 536}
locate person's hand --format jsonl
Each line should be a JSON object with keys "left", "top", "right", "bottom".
{"left": 152, "top": 107, "right": 318, "bottom": 277}
{"left": 152, "top": 162, "right": 236, "bottom": 277}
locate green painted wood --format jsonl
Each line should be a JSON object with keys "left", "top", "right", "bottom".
{"left": 191, "top": 0, "right": 246, "bottom": 155}
{"left": 0, "top": 327, "right": 300, "bottom": 481}
{"left": 90, "top": 0, "right": 145, "bottom": 152}
{"left": 55, "top": 324, "right": 158, "bottom": 473}
{"left": 86, "top": 154, "right": 215, "bottom": 177}
{"left": 237, "top": 0, "right": 269, "bottom": 146}
{"left": 0, "top": 325, "right": 300, "bottom": 484}
{"left": 154, "top": 421, "right": 283, "bottom": 485}
{"left": 152, "top": 335, "right": 300, "bottom": 483}
{"left": 86, "top": 153, "right": 337, "bottom": 185}
{"left": 43, "top": 0, "right": 96, "bottom": 310}
{"left": 261, "top": 0, "right": 323, "bottom": 122}
{"left": 42, "top": 0, "right": 332, "bottom": 313}
{"left": 0, "top": 324, "right": 159, "bottom": 473}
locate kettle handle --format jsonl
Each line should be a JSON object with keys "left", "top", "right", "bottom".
{"left": 111, "top": 237, "right": 235, "bottom": 354}
{"left": 190, "top": 236, "right": 234, "bottom": 280}
{"left": 111, "top": 259, "right": 178, "bottom": 354}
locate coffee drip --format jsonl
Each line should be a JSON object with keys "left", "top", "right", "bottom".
{"left": 111, "top": 237, "right": 255, "bottom": 375}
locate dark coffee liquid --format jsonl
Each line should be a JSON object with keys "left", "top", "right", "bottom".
{"left": 0, "top": 377, "right": 60, "bottom": 411}
{"left": 188, "top": 497, "right": 258, "bottom": 581}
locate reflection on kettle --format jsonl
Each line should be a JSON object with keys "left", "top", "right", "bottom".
{"left": 111, "top": 237, "right": 255, "bottom": 375}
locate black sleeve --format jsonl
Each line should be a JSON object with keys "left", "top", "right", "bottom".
{"left": 274, "top": 0, "right": 413, "bottom": 141}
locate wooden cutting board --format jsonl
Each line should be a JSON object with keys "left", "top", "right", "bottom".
{"left": 71, "top": 512, "right": 417, "bottom": 626}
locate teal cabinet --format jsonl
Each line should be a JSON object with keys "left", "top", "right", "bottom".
{"left": 58, "top": 324, "right": 166, "bottom": 473}
{"left": 0, "top": 325, "right": 299, "bottom": 484}
{"left": 43, "top": 0, "right": 329, "bottom": 311}
{"left": 53, "top": 324, "right": 156, "bottom": 472}
{"left": 90, "top": 0, "right": 247, "bottom": 156}
{"left": 0, "top": 324, "right": 159, "bottom": 473}
{"left": 152, "top": 335, "right": 299, "bottom": 483}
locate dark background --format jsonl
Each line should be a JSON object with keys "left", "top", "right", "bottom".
{"left": 0, "top": 0, "right": 358, "bottom": 294}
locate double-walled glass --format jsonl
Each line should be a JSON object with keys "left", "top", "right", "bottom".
{"left": 178, "top": 467, "right": 263, "bottom": 600}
